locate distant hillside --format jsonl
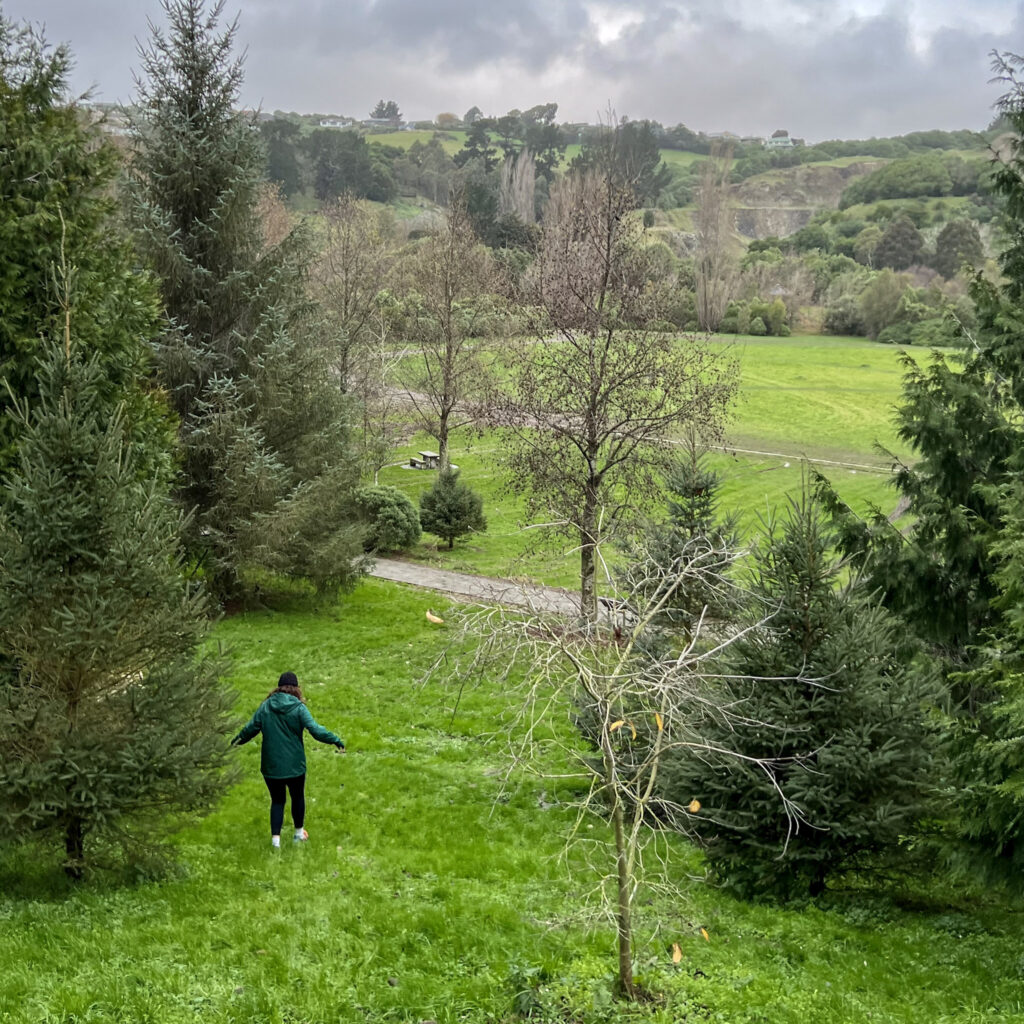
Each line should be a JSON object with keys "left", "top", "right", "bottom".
{"left": 732, "top": 160, "right": 888, "bottom": 238}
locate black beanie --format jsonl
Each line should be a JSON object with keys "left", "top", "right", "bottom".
{"left": 278, "top": 671, "right": 299, "bottom": 688}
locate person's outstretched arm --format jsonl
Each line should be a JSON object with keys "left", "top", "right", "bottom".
{"left": 299, "top": 705, "right": 345, "bottom": 748}
{"left": 231, "top": 709, "right": 262, "bottom": 746}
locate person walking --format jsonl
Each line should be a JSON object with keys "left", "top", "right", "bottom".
{"left": 232, "top": 671, "right": 345, "bottom": 847}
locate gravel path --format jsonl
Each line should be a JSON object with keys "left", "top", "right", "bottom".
{"left": 368, "top": 557, "right": 580, "bottom": 616}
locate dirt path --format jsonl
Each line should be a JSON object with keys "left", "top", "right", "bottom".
{"left": 368, "top": 557, "right": 580, "bottom": 616}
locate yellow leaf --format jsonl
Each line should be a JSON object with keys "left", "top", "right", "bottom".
{"left": 671, "top": 942, "right": 682, "bottom": 964}
{"left": 700, "top": 928, "right": 710, "bottom": 942}
{"left": 687, "top": 799, "right": 701, "bottom": 814}
{"left": 609, "top": 720, "right": 625, "bottom": 732}
{"left": 629, "top": 722, "right": 637, "bottom": 740}
{"left": 655, "top": 712, "right": 663, "bottom": 732}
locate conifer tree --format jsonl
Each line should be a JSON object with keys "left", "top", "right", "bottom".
{"left": 419, "top": 469, "right": 487, "bottom": 549}
{"left": 662, "top": 491, "right": 934, "bottom": 899}
{"left": 0, "top": 18, "right": 151, "bottom": 472}
{"left": 0, "top": 348, "right": 234, "bottom": 879}
{"left": 127, "top": 0, "right": 363, "bottom": 600}
{"left": 819, "top": 53, "right": 1024, "bottom": 885}
{"left": 622, "top": 448, "right": 740, "bottom": 636}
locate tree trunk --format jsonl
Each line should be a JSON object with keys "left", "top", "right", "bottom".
{"left": 611, "top": 790, "right": 636, "bottom": 1000}
{"left": 438, "top": 409, "right": 450, "bottom": 472}
{"left": 64, "top": 816, "right": 84, "bottom": 880}
{"left": 579, "top": 488, "right": 599, "bottom": 624}
{"left": 448, "top": 536, "right": 454, "bottom": 549}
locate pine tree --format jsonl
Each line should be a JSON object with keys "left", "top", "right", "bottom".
{"left": 622, "top": 449, "right": 740, "bottom": 637}
{"left": 0, "top": 18, "right": 153, "bottom": 473}
{"left": 127, "top": 0, "right": 364, "bottom": 600}
{"left": 419, "top": 469, "right": 486, "bottom": 549}
{"left": 818, "top": 54, "right": 1024, "bottom": 886}
{"left": 661, "top": 491, "right": 934, "bottom": 899}
{"left": 0, "top": 343, "right": 234, "bottom": 879}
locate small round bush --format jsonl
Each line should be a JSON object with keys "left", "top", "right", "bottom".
{"left": 355, "top": 486, "right": 421, "bottom": 552}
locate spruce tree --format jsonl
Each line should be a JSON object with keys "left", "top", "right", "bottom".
{"left": 819, "top": 53, "right": 1024, "bottom": 886}
{"left": 0, "top": 18, "right": 152, "bottom": 472}
{"left": 419, "top": 469, "right": 486, "bottom": 549}
{"left": 662, "top": 491, "right": 934, "bottom": 899}
{"left": 622, "top": 450, "right": 740, "bottom": 636}
{"left": 0, "top": 344, "right": 234, "bottom": 879}
{"left": 127, "top": 0, "right": 363, "bottom": 600}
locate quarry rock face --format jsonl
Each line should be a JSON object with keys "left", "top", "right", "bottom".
{"left": 731, "top": 160, "right": 887, "bottom": 239}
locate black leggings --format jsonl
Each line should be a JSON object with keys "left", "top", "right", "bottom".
{"left": 264, "top": 774, "right": 306, "bottom": 835}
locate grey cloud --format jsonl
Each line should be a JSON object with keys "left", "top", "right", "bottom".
{"left": 3, "top": 0, "right": 1022, "bottom": 135}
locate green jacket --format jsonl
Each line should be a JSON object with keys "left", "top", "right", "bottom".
{"left": 232, "top": 692, "right": 344, "bottom": 779}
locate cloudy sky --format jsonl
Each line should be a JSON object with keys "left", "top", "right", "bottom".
{"left": 5, "top": 0, "right": 1023, "bottom": 140}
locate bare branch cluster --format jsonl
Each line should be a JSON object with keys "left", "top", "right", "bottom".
{"left": 428, "top": 547, "right": 801, "bottom": 998}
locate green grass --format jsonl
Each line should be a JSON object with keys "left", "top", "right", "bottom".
{"left": 367, "top": 129, "right": 467, "bottom": 155}
{"left": 723, "top": 334, "right": 914, "bottom": 463}
{"left": 1, "top": 581, "right": 1021, "bottom": 1023}
{"left": 377, "top": 335, "right": 914, "bottom": 587}
{"left": 839, "top": 196, "right": 974, "bottom": 221}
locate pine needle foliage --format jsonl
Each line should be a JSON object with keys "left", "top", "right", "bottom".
{"left": 419, "top": 468, "right": 487, "bottom": 549}
{"left": 0, "top": 348, "right": 235, "bottom": 880}
{"left": 818, "top": 52, "right": 1024, "bottom": 888}
{"left": 0, "top": 18, "right": 154, "bottom": 473}
{"left": 127, "top": 0, "right": 363, "bottom": 600}
{"left": 661, "top": 490, "right": 934, "bottom": 899}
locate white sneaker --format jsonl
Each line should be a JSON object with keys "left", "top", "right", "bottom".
{"left": 294, "top": 829, "right": 309, "bottom": 844}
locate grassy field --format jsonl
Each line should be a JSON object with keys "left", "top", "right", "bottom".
{"left": 2, "top": 581, "right": 1020, "bottom": 1023}
{"left": 367, "top": 129, "right": 467, "bottom": 155}
{"left": 380, "top": 335, "right": 913, "bottom": 588}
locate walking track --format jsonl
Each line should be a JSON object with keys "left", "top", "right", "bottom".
{"left": 368, "top": 557, "right": 580, "bottom": 615}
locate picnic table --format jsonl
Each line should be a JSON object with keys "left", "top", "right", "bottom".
{"left": 408, "top": 451, "right": 458, "bottom": 471}
{"left": 410, "top": 450, "right": 439, "bottom": 469}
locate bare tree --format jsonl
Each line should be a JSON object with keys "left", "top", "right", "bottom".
{"left": 312, "top": 193, "right": 395, "bottom": 391}
{"left": 499, "top": 147, "right": 536, "bottom": 224}
{"left": 354, "top": 309, "right": 412, "bottom": 482}
{"left": 695, "top": 143, "right": 738, "bottom": 333}
{"left": 397, "top": 193, "right": 496, "bottom": 470}
{"left": 431, "top": 549, "right": 796, "bottom": 1001}
{"left": 502, "top": 163, "right": 738, "bottom": 624}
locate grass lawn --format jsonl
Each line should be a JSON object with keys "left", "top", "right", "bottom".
{"left": 367, "top": 129, "right": 467, "bottom": 155}
{"left": 379, "top": 335, "right": 916, "bottom": 587}
{"left": 1, "top": 581, "right": 1020, "bottom": 1023}
{"left": 722, "top": 334, "right": 915, "bottom": 464}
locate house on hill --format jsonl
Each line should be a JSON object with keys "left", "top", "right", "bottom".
{"left": 319, "top": 118, "right": 354, "bottom": 129}
{"left": 765, "top": 129, "right": 794, "bottom": 150}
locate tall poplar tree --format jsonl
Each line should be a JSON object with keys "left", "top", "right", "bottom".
{"left": 127, "top": 0, "right": 364, "bottom": 600}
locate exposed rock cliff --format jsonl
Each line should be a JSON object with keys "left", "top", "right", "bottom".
{"left": 731, "top": 160, "right": 887, "bottom": 239}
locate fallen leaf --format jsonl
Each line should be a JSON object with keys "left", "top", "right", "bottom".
{"left": 655, "top": 712, "right": 663, "bottom": 732}
{"left": 687, "top": 799, "right": 701, "bottom": 814}
{"left": 629, "top": 722, "right": 637, "bottom": 740}
{"left": 701, "top": 928, "right": 710, "bottom": 942}
{"left": 426, "top": 610, "right": 444, "bottom": 625}
{"left": 671, "top": 942, "right": 682, "bottom": 964}
{"left": 609, "top": 720, "right": 625, "bottom": 732}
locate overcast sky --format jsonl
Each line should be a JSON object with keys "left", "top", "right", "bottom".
{"left": 5, "top": 0, "right": 1023, "bottom": 140}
